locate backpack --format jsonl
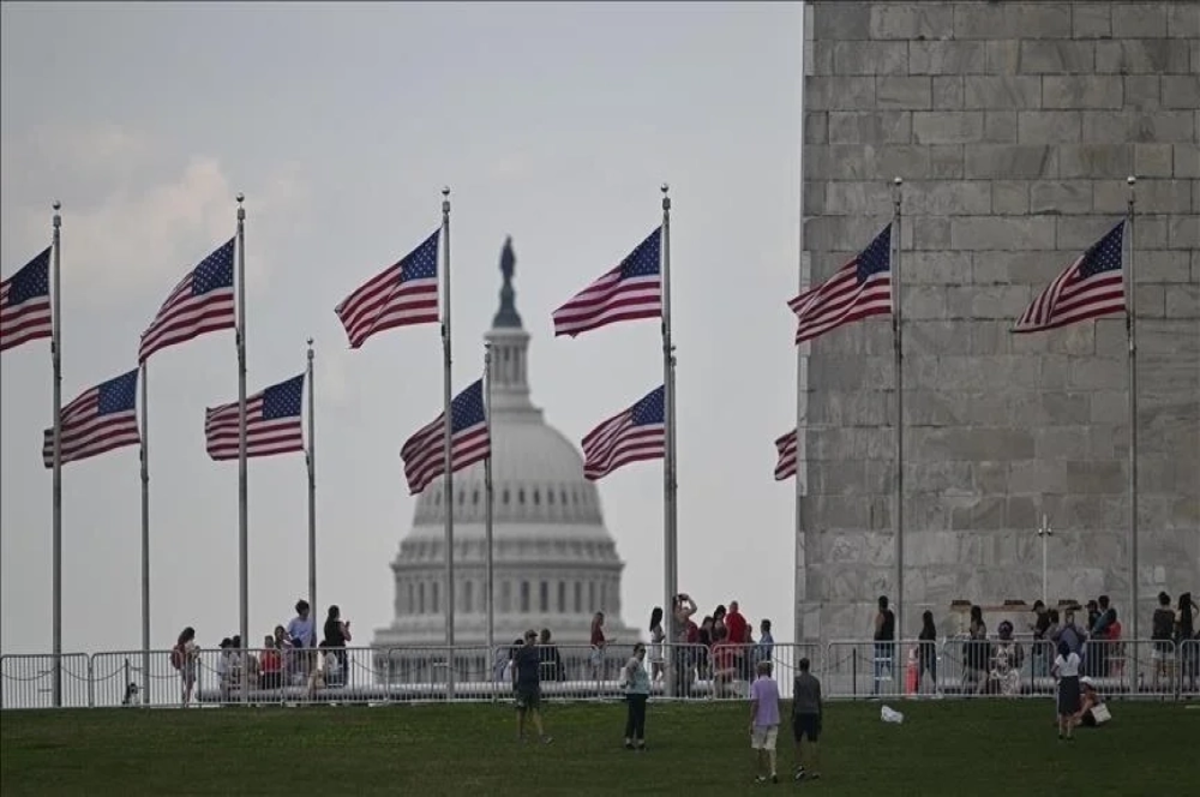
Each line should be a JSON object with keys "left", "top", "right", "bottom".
{"left": 170, "top": 644, "right": 185, "bottom": 671}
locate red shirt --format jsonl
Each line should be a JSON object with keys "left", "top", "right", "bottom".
{"left": 590, "top": 625, "right": 606, "bottom": 647}
{"left": 261, "top": 648, "right": 282, "bottom": 673}
{"left": 725, "top": 610, "right": 748, "bottom": 647}
{"left": 686, "top": 619, "right": 699, "bottom": 644}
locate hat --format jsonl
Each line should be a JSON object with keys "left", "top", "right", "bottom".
{"left": 1080, "top": 676, "right": 1095, "bottom": 687}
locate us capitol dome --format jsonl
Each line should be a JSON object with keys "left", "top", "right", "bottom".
{"left": 373, "top": 238, "right": 637, "bottom": 657}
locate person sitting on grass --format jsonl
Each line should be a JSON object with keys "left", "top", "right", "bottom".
{"left": 1075, "top": 677, "right": 1110, "bottom": 727}
{"left": 791, "top": 657, "right": 822, "bottom": 782}
{"left": 512, "top": 629, "right": 552, "bottom": 745}
{"left": 749, "top": 660, "right": 781, "bottom": 785}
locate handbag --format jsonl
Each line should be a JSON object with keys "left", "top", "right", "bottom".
{"left": 1091, "top": 702, "right": 1112, "bottom": 724}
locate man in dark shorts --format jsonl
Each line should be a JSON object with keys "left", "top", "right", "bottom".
{"left": 513, "top": 629, "right": 552, "bottom": 744}
{"left": 791, "top": 657, "right": 822, "bottom": 781}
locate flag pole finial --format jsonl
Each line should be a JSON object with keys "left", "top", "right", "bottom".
{"left": 52, "top": 200, "right": 61, "bottom": 211}
{"left": 236, "top": 193, "right": 245, "bottom": 221}
{"left": 661, "top": 182, "right": 670, "bottom": 211}
{"left": 1127, "top": 175, "right": 1136, "bottom": 186}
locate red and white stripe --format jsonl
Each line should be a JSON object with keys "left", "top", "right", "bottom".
{"left": 139, "top": 273, "right": 234, "bottom": 362}
{"left": 789, "top": 262, "right": 892, "bottom": 344}
{"left": 552, "top": 268, "right": 662, "bottom": 338}
{"left": 774, "top": 430, "right": 797, "bottom": 481}
{"left": 581, "top": 407, "right": 665, "bottom": 482}
{"left": 41, "top": 385, "right": 139, "bottom": 468}
{"left": 1013, "top": 260, "right": 1125, "bottom": 333}
{"left": 204, "top": 393, "right": 304, "bottom": 461}
{"left": 400, "top": 415, "right": 490, "bottom": 495}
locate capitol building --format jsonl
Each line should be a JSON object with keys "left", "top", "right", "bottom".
{"left": 373, "top": 239, "right": 637, "bottom": 664}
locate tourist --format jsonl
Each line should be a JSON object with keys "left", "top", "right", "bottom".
{"left": 755, "top": 619, "right": 775, "bottom": 668}
{"left": 917, "top": 610, "right": 938, "bottom": 693}
{"left": 538, "top": 629, "right": 565, "bottom": 682}
{"left": 512, "top": 629, "right": 551, "bottom": 745}
{"left": 1075, "top": 677, "right": 1110, "bottom": 727}
{"left": 589, "top": 611, "right": 610, "bottom": 682}
{"left": 1030, "top": 600, "right": 1051, "bottom": 677}
{"left": 171, "top": 627, "right": 199, "bottom": 706}
{"left": 873, "top": 595, "right": 896, "bottom": 695}
{"left": 749, "top": 660, "right": 781, "bottom": 784}
{"left": 259, "top": 635, "right": 282, "bottom": 690}
{"left": 672, "top": 593, "right": 698, "bottom": 696}
{"left": 1053, "top": 640, "right": 1082, "bottom": 741}
{"left": 286, "top": 599, "right": 316, "bottom": 678}
{"left": 620, "top": 642, "right": 651, "bottom": 750}
{"left": 791, "top": 657, "right": 823, "bottom": 782}
{"left": 966, "top": 605, "right": 989, "bottom": 695}
{"left": 1177, "top": 592, "right": 1198, "bottom": 692}
{"left": 322, "top": 605, "right": 351, "bottom": 686}
{"left": 1151, "top": 592, "right": 1175, "bottom": 691}
{"left": 990, "top": 621, "right": 1024, "bottom": 697}
{"left": 648, "top": 607, "right": 665, "bottom": 681}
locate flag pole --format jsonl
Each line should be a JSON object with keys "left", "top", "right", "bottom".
{"left": 50, "top": 200, "right": 63, "bottom": 708}
{"left": 891, "top": 176, "right": 904, "bottom": 643}
{"left": 139, "top": 362, "right": 151, "bottom": 705}
{"left": 1126, "top": 175, "right": 1139, "bottom": 647}
{"left": 483, "top": 342, "right": 495, "bottom": 683}
{"left": 440, "top": 186, "right": 456, "bottom": 700}
{"left": 235, "top": 192, "right": 249, "bottom": 699}
{"left": 660, "top": 183, "right": 678, "bottom": 698}
{"left": 306, "top": 338, "right": 317, "bottom": 624}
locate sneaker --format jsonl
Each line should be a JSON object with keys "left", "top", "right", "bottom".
{"left": 540, "top": 735, "right": 553, "bottom": 745}
{"left": 794, "top": 767, "right": 806, "bottom": 781}
{"left": 810, "top": 772, "right": 821, "bottom": 781}
{"left": 624, "top": 741, "right": 634, "bottom": 750}
{"left": 771, "top": 774, "right": 779, "bottom": 784}
{"left": 755, "top": 775, "right": 767, "bottom": 784}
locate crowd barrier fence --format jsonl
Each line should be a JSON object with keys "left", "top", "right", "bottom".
{"left": 1, "top": 638, "right": 1194, "bottom": 710}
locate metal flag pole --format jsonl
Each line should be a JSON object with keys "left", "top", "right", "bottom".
{"left": 660, "top": 183, "right": 678, "bottom": 698}
{"left": 306, "top": 338, "right": 317, "bottom": 622}
{"left": 891, "top": 177, "right": 904, "bottom": 643}
{"left": 483, "top": 342, "right": 495, "bottom": 686}
{"left": 1037, "top": 514, "right": 1053, "bottom": 606}
{"left": 440, "top": 186, "right": 456, "bottom": 700}
{"left": 235, "top": 193, "right": 249, "bottom": 699}
{"left": 1126, "top": 175, "right": 1139, "bottom": 646}
{"left": 140, "top": 362, "right": 151, "bottom": 705}
{"left": 51, "top": 201, "right": 63, "bottom": 708}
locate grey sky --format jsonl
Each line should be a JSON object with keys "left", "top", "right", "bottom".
{"left": 1, "top": 1, "right": 803, "bottom": 654}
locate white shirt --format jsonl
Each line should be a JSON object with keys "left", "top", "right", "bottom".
{"left": 1054, "top": 651, "right": 1081, "bottom": 677}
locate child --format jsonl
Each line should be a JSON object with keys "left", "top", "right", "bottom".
{"left": 749, "top": 660, "right": 781, "bottom": 784}
{"left": 1052, "top": 639, "right": 1082, "bottom": 741}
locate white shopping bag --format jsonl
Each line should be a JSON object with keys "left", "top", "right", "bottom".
{"left": 881, "top": 704, "right": 905, "bottom": 724}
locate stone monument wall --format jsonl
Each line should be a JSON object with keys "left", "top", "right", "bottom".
{"left": 799, "top": 1, "right": 1199, "bottom": 643}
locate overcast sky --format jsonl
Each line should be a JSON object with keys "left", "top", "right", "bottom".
{"left": 1, "top": 1, "right": 803, "bottom": 655}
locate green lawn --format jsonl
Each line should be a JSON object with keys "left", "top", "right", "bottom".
{"left": 2, "top": 700, "right": 1195, "bottom": 795}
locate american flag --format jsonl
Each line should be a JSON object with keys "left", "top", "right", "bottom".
{"left": 774, "top": 429, "right": 797, "bottom": 481}
{"left": 1013, "top": 222, "right": 1125, "bottom": 334}
{"left": 335, "top": 229, "right": 440, "bottom": 349}
{"left": 139, "top": 239, "right": 236, "bottom": 362}
{"left": 789, "top": 224, "right": 892, "bottom": 344}
{"left": 205, "top": 373, "right": 305, "bottom": 461}
{"left": 552, "top": 227, "right": 662, "bottom": 337}
{"left": 41, "top": 369, "right": 140, "bottom": 468}
{"left": 400, "top": 379, "right": 490, "bottom": 495}
{"left": 581, "top": 385, "right": 665, "bottom": 481}
{"left": 1, "top": 247, "right": 52, "bottom": 353}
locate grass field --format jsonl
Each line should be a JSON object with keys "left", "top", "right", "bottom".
{"left": 2, "top": 700, "right": 1195, "bottom": 795}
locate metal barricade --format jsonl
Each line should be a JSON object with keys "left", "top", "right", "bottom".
{"left": 824, "top": 640, "right": 909, "bottom": 699}
{"left": 1178, "top": 639, "right": 1199, "bottom": 700}
{"left": 0, "top": 653, "right": 92, "bottom": 709}
{"left": 90, "top": 650, "right": 183, "bottom": 707}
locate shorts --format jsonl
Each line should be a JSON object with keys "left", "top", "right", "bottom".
{"left": 751, "top": 724, "right": 779, "bottom": 750}
{"left": 515, "top": 686, "right": 541, "bottom": 711}
{"left": 793, "top": 713, "right": 821, "bottom": 743}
